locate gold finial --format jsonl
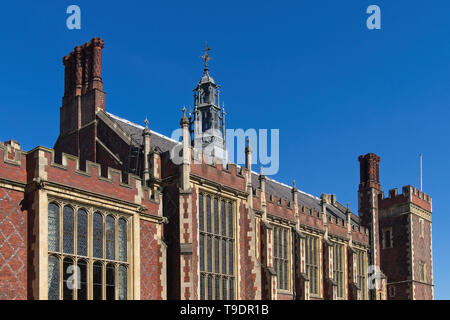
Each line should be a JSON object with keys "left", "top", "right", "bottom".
{"left": 201, "top": 41, "right": 211, "bottom": 69}
{"left": 144, "top": 117, "right": 149, "bottom": 129}
{"left": 293, "top": 180, "right": 296, "bottom": 188}
{"left": 182, "top": 106, "right": 186, "bottom": 117}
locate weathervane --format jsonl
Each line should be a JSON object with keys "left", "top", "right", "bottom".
{"left": 201, "top": 41, "right": 211, "bottom": 69}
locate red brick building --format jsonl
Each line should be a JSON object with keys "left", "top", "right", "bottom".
{"left": 0, "top": 38, "right": 433, "bottom": 300}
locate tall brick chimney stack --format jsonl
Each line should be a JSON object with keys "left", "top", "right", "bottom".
{"left": 62, "top": 38, "right": 104, "bottom": 96}
{"left": 358, "top": 153, "right": 384, "bottom": 299}
{"left": 55, "top": 38, "right": 106, "bottom": 168}
{"left": 358, "top": 153, "right": 381, "bottom": 191}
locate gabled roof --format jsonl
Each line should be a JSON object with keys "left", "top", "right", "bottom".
{"left": 104, "top": 112, "right": 179, "bottom": 153}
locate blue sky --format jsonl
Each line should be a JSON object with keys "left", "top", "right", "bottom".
{"left": 0, "top": 0, "right": 449, "bottom": 299}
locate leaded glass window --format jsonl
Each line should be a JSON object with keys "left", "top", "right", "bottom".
{"left": 77, "top": 209, "right": 88, "bottom": 257}
{"left": 228, "top": 202, "right": 233, "bottom": 238}
{"left": 106, "top": 215, "right": 115, "bottom": 260}
{"left": 357, "top": 250, "right": 367, "bottom": 300}
{"left": 221, "top": 200, "right": 226, "bottom": 236}
{"left": 200, "top": 274, "right": 205, "bottom": 300}
{"left": 215, "top": 277, "right": 220, "bottom": 300}
{"left": 206, "top": 195, "right": 211, "bottom": 233}
{"left": 106, "top": 263, "right": 115, "bottom": 300}
{"left": 214, "top": 237, "right": 219, "bottom": 274}
{"left": 118, "top": 218, "right": 127, "bottom": 262}
{"left": 273, "top": 225, "right": 290, "bottom": 291}
{"left": 207, "top": 275, "right": 212, "bottom": 300}
{"left": 207, "top": 236, "right": 212, "bottom": 272}
{"left": 78, "top": 260, "right": 88, "bottom": 300}
{"left": 63, "top": 206, "right": 74, "bottom": 254}
{"left": 199, "top": 193, "right": 204, "bottom": 233}
{"left": 47, "top": 201, "right": 129, "bottom": 300}
{"left": 222, "top": 277, "right": 227, "bottom": 300}
{"left": 333, "top": 243, "right": 345, "bottom": 298}
{"left": 199, "top": 192, "right": 235, "bottom": 300}
{"left": 63, "top": 257, "right": 74, "bottom": 300}
{"left": 228, "top": 240, "right": 234, "bottom": 276}
{"left": 214, "top": 198, "right": 219, "bottom": 234}
{"left": 118, "top": 265, "right": 127, "bottom": 300}
{"left": 48, "top": 255, "right": 60, "bottom": 300}
{"left": 48, "top": 203, "right": 60, "bottom": 252}
{"left": 93, "top": 212, "right": 103, "bottom": 258}
{"left": 305, "top": 235, "right": 319, "bottom": 295}
{"left": 93, "top": 261, "right": 103, "bottom": 300}
{"left": 229, "top": 278, "right": 234, "bottom": 299}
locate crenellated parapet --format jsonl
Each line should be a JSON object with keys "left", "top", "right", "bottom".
{"left": 190, "top": 159, "right": 247, "bottom": 195}
{"left": 0, "top": 141, "right": 27, "bottom": 185}
{"left": 1, "top": 142, "right": 162, "bottom": 218}
{"left": 379, "top": 185, "right": 432, "bottom": 214}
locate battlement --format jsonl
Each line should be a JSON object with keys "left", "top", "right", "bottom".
{"left": 0, "top": 142, "right": 161, "bottom": 215}
{"left": 379, "top": 185, "right": 432, "bottom": 212}
{"left": 190, "top": 155, "right": 247, "bottom": 192}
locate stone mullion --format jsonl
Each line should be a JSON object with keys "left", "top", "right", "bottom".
{"left": 102, "top": 213, "right": 106, "bottom": 300}
{"left": 324, "top": 240, "right": 337, "bottom": 300}
{"left": 88, "top": 209, "right": 93, "bottom": 300}
{"left": 73, "top": 206, "right": 78, "bottom": 301}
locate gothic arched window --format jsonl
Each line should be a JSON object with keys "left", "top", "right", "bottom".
{"left": 106, "top": 215, "right": 115, "bottom": 260}
{"left": 199, "top": 194, "right": 236, "bottom": 300}
{"left": 93, "top": 212, "right": 103, "bottom": 258}
{"left": 273, "top": 225, "right": 291, "bottom": 291}
{"left": 118, "top": 218, "right": 127, "bottom": 262}
{"left": 77, "top": 209, "right": 88, "bottom": 256}
{"left": 63, "top": 206, "right": 74, "bottom": 254}
{"left": 47, "top": 201, "right": 130, "bottom": 300}
{"left": 48, "top": 203, "right": 60, "bottom": 252}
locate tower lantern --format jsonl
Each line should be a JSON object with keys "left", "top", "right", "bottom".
{"left": 192, "top": 42, "right": 226, "bottom": 164}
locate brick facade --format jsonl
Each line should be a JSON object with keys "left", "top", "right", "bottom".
{"left": 0, "top": 38, "right": 433, "bottom": 300}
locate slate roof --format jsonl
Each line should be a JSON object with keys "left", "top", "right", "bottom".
{"left": 251, "top": 172, "right": 360, "bottom": 225}
{"left": 103, "top": 111, "right": 360, "bottom": 226}
{"left": 105, "top": 112, "right": 179, "bottom": 153}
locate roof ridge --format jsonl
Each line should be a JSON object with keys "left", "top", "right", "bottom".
{"left": 249, "top": 170, "right": 320, "bottom": 200}
{"left": 106, "top": 112, "right": 180, "bottom": 145}
{"left": 106, "top": 112, "right": 319, "bottom": 202}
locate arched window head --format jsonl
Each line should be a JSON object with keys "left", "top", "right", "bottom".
{"left": 118, "top": 218, "right": 127, "bottom": 262}
{"left": 106, "top": 215, "right": 115, "bottom": 260}
{"left": 63, "top": 206, "right": 74, "bottom": 254}
{"left": 93, "top": 213, "right": 103, "bottom": 258}
{"left": 48, "top": 203, "right": 60, "bottom": 252}
{"left": 77, "top": 209, "right": 88, "bottom": 256}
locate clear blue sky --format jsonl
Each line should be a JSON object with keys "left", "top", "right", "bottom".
{"left": 0, "top": 0, "right": 449, "bottom": 299}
